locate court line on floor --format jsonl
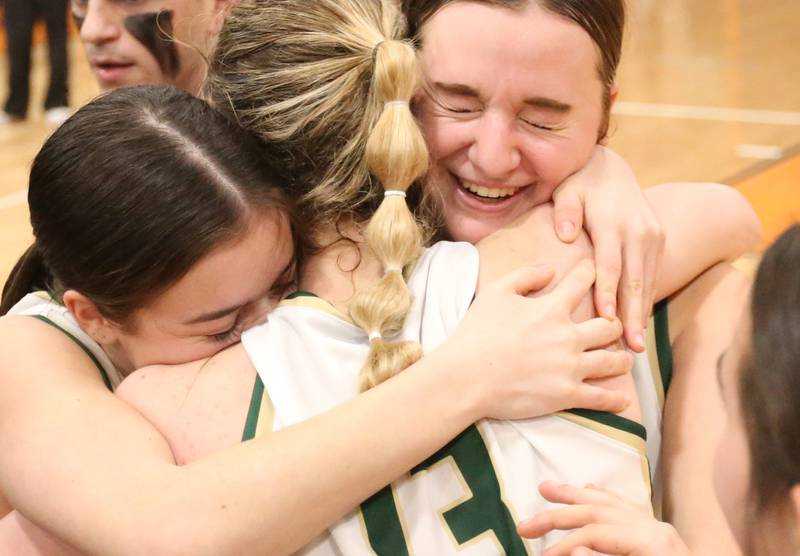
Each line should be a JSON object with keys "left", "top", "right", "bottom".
{"left": 0, "top": 189, "right": 27, "bottom": 211}
{"left": 614, "top": 102, "right": 800, "bottom": 126}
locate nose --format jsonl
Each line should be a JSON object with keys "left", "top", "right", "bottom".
{"left": 468, "top": 112, "right": 521, "bottom": 180}
{"left": 79, "top": 1, "right": 121, "bottom": 46}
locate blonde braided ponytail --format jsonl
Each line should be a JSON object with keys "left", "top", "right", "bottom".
{"left": 349, "top": 38, "right": 428, "bottom": 391}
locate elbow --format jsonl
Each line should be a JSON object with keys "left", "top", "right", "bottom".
{"left": 725, "top": 186, "right": 763, "bottom": 253}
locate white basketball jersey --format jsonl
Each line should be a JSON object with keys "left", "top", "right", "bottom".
{"left": 243, "top": 241, "right": 661, "bottom": 555}
{"left": 9, "top": 292, "right": 121, "bottom": 389}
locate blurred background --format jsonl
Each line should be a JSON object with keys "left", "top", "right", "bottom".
{"left": 0, "top": 0, "right": 798, "bottom": 285}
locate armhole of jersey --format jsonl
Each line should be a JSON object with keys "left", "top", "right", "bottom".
{"left": 242, "top": 373, "right": 265, "bottom": 441}
{"left": 30, "top": 314, "right": 113, "bottom": 392}
{"left": 564, "top": 408, "right": 647, "bottom": 441}
{"left": 653, "top": 299, "right": 673, "bottom": 396}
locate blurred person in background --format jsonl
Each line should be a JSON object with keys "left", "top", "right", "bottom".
{"left": 1, "top": 0, "right": 70, "bottom": 125}
{"left": 71, "top": 0, "right": 232, "bottom": 94}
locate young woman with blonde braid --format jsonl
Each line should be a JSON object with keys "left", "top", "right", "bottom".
{"left": 101, "top": 1, "right": 756, "bottom": 553}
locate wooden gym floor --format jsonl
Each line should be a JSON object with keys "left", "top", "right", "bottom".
{"left": 0, "top": 0, "right": 798, "bottom": 286}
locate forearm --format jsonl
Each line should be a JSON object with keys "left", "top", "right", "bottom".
{"left": 0, "top": 316, "right": 479, "bottom": 556}
{"left": 661, "top": 264, "right": 748, "bottom": 554}
{"left": 151, "top": 347, "right": 480, "bottom": 556}
{"left": 3, "top": 338, "right": 479, "bottom": 556}
{"left": 0, "top": 512, "right": 82, "bottom": 556}
{"left": 647, "top": 183, "right": 761, "bottom": 300}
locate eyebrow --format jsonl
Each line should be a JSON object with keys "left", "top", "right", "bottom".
{"left": 522, "top": 96, "right": 572, "bottom": 113}
{"left": 184, "top": 303, "right": 243, "bottom": 325}
{"left": 431, "top": 81, "right": 572, "bottom": 113}
{"left": 432, "top": 81, "right": 481, "bottom": 98}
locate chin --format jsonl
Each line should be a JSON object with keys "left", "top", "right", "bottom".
{"left": 446, "top": 218, "right": 499, "bottom": 244}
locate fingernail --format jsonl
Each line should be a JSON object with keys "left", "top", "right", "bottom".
{"left": 635, "top": 333, "right": 644, "bottom": 348}
{"left": 559, "top": 221, "right": 575, "bottom": 237}
{"left": 604, "top": 303, "right": 616, "bottom": 319}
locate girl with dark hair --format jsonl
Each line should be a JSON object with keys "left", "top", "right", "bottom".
{"left": 1, "top": 84, "right": 298, "bottom": 375}
{"left": 0, "top": 85, "right": 641, "bottom": 553}
{"left": 518, "top": 224, "right": 800, "bottom": 556}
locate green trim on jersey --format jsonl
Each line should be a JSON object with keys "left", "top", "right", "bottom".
{"left": 242, "top": 374, "right": 265, "bottom": 441}
{"left": 653, "top": 299, "right": 673, "bottom": 395}
{"left": 31, "top": 315, "right": 113, "bottom": 392}
{"left": 566, "top": 408, "right": 647, "bottom": 441}
{"left": 285, "top": 291, "right": 318, "bottom": 300}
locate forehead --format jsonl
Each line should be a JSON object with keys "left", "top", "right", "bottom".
{"left": 420, "top": 2, "right": 601, "bottom": 97}
{"left": 142, "top": 211, "right": 292, "bottom": 321}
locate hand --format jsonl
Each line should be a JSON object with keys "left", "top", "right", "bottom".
{"left": 444, "top": 259, "right": 633, "bottom": 421}
{"left": 552, "top": 147, "right": 665, "bottom": 352}
{"left": 517, "top": 481, "right": 690, "bottom": 556}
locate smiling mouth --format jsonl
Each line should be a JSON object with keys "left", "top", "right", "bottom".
{"left": 459, "top": 179, "right": 520, "bottom": 201}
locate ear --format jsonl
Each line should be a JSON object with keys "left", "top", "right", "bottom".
{"left": 608, "top": 83, "right": 619, "bottom": 110}
{"left": 62, "top": 290, "right": 118, "bottom": 345}
{"left": 209, "top": 0, "right": 237, "bottom": 36}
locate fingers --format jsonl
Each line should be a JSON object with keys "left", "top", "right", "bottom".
{"left": 574, "top": 317, "right": 623, "bottom": 350}
{"left": 542, "top": 525, "right": 644, "bottom": 556}
{"left": 491, "top": 263, "right": 555, "bottom": 297}
{"left": 572, "top": 385, "right": 631, "bottom": 413}
{"left": 551, "top": 259, "right": 596, "bottom": 311}
{"left": 519, "top": 505, "right": 616, "bottom": 538}
{"left": 618, "top": 241, "right": 646, "bottom": 352}
{"left": 577, "top": 349, "right": 633, "bottom": 380}
{"left": 591, "top": 234, "right": 622, "bottom": 321}
{"left": 553, "top": 189, "right": 584, "bottom": 243}
{"left": 539, "top": 481, "right": 627, "bottom": 508}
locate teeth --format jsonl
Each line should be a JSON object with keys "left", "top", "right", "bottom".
{"left": 461, "top": 180, "right": 516, "bottom": 199}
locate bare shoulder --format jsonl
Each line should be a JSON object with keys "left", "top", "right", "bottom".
{"left": 117, "top": 342, "right": 258, "bottom": 464}
{"left": 477, "top": 203, "right": 593, "bottom": 289}
{"left": 0, "top": 315, "right": 112, "bottom": 397}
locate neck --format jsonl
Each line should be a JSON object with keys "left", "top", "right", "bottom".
{"left": 300, "top": 221, "right": 383, "bottom": 316}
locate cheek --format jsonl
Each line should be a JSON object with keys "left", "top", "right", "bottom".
{"left": 519, "top": 136, "right": 592, "bottom": 185}
{"left": 422, "top": 118, "right": 467, "bottom": 163}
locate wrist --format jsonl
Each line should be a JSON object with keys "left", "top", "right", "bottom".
{"left": 416, "top": 344, "right": 487, "bottom": 426}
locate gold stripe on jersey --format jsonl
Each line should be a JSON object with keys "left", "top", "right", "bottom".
{"left": 279, "top": 292, "right": 353, "bottom": 323}
{"left": 645, "top": 299, "right": 674, "bottom": 410}
{"left": 555, "top": 411, "right": 652, "bottom": 500}
{"left": 645, "top": 322, "right": 665, "bottom": 410}
{"left": 391, "top": 483, "right": 417, "bottom": 556}
{"left": 241, "top": 375, "right": 275, "bottom": 441}
{"left": 355, "top": 510, "right": 381, "bottom": 556}
{"left": 473, "top": 422, "right": 533, "bottom": 556}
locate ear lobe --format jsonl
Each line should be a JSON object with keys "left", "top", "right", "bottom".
{"left": 62, "top": 290, "right": 115, "bottom": 344}
{"left": 609, "top": 83, "right": 619, "bottom": 109}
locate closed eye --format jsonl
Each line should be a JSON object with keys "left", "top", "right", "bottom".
{"left": 208, "top": 315, "right": 245, "bottom": 344}
{"left": 520, "top": 118, "right": 560, "bottom": 132}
